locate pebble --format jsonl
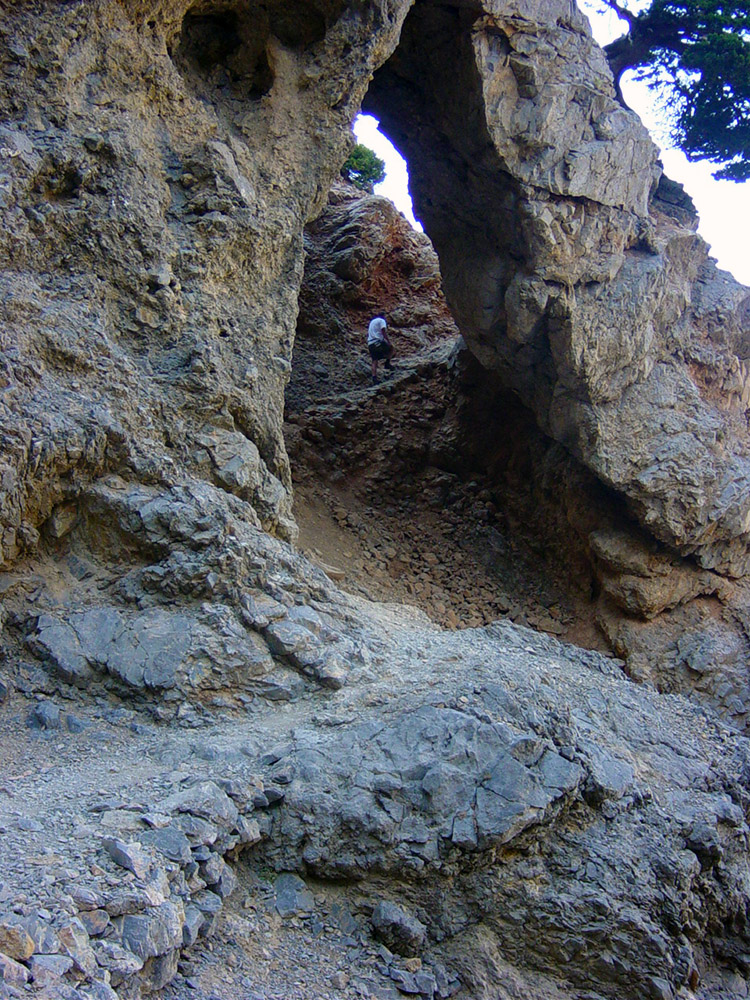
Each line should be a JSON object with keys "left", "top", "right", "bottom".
{"left": 68, "top": 886, "right": 100, "bottom": 911}
{"left": 0, "top": 919, "right": 35, "bottom": 961}
{"left": 101, "top": 838, "right": 151, "bottom": 880}
{"left": 16, "top": 817, "right": 43, "bottom": 833}
{"left": 274, "top": 874, "right": 315, "bottom": 917}
{"left": 0, "top": 951, "right": 29, "bottom": 986}
{"left": 27, "top": 953, "right": 74, "bottom": 985}
{"left": 80, "top": 909, "right": 110, "bottom": 937}
{"left": 371, "top": 901, "right": 426, "bottom": 957}
{"left": 65, "top": 714, "right": 88, "bottom": 733}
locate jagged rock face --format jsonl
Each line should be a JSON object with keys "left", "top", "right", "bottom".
{"left": 1, "top": 0, "right": 748, "bottom": 584}
{"left": 365, "top": 0, "right": 750, "bottom": 575}
{"left": 3, "top": 2, "right": 750, "bottom": 1000}
{"left": 0, "top": 0, "right": 408, "bottom": 560}
{"left": 288, "top": 180, "right": 458, "bottom": 411}
{"left": 291, "top": 187, "right": 750, "bottom": 734}
{"left": 254, "top": 620, "right": 750, "bottom": 1000}
{"left": 296, "top": 182, "right": 453, "bottom": 340}
{"left": 1, "top": 0, "right": 747, "bottom": 580}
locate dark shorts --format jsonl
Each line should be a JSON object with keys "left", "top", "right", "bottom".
{"left": 368, "top": 340, "right": 392, "bottom": 361}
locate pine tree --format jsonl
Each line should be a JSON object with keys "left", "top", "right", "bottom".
{"left": 341, "top": 144, "right": 386, "bottom": 191}
{"left": 601, "top": 0, "right": 750, "bottom": 180}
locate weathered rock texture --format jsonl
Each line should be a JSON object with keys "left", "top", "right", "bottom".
{"left": 1, "top": 0, "right": 750, "bottom": 999}
{"left": 290, "top": 186, "right": 750, "bottom": 736}
{"left": 365, "top": 0, "right": 750, "bottom": 576}
{"left": 0, "top": 0, "right": 410, "bottom": 561}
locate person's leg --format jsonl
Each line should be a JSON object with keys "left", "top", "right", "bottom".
{"left": 384, "top": 343, "right": 394, "bottom": 370}
{"left": 369, "top": 343, "right": 379, "bottom": 381}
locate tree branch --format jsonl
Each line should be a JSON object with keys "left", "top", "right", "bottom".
{"left": 600, "top": 0, "right": 637, "bottom": 30}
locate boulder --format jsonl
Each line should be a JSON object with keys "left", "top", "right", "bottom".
{"left": 372, "top": 901, "right": 427, "bottom": 957}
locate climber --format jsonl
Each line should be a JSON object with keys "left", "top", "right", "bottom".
{"left": 367, "top": 315, "right": 394, "bottom": 383}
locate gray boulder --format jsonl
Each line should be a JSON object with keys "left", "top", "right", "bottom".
{"left": 372, "top": 901, "right": 427, "bottom": 957}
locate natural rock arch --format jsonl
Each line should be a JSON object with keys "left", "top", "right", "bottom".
{"left": 2, "top": 2, "right": 750, "bottom": 998}
{"left": 362, "top": 0, "right": 750, "bottom": 577}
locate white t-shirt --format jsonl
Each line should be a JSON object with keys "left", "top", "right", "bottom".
{"left": 367, "top": 317, "right": 387, "bottom": 345}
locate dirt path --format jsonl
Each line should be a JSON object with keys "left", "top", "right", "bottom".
{"left": 286, "top": 340, "right": 607, "bottom": 652}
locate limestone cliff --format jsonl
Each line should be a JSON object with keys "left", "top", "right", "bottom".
{"left": 0, "top": 1, "right": 750, "bottom": 1000}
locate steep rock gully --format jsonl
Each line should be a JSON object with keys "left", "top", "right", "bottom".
{"left": 285, "top": 188, "right": 607, "bottom": 655}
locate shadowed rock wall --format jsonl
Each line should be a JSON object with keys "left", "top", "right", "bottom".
{"left": 0, "top": 0, "right": 409, "bottom": 560}
{"left": 365, "top": 0, "right": 750, "bottom": 576}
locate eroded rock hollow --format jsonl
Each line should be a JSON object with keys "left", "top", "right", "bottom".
{"left": 1, "top": 1, "right": 750, "bottom": 999}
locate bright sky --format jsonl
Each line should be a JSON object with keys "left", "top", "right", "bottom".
{"left": 354, "top": 4, "right": 749, "bottom": 286}
{"left": 353, "top": 115, "right": 423, "bottom": 231}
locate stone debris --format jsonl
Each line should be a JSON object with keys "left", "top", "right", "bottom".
{"left": 93, "top": 940, "right": 143, "bottom": 978}
{"left": 101, "top": 839, "right": 151, "bottom": 880}
{"left": 79, "top": 911, "right": 110, "bottom": 939}
{"left": 371, "top": 902, "right": 426, "bottom": 957}
{"left": 139, "top": 826, "right": 193, "bottom": 865}
{"left": 157, "top": 782, "right": 239, "bottom": 829}
{"left": 0, "top": 753, "right": 280, "bottom": 999}
{"left": 0, "top": 920, "right": 35, "bottom": 962}
{"left": 274, "top": 874, "right": 316, "bottom": 918}
{"left": 288, "top": 333, "right": 589, "bottom": 644}
{"left": 27, "top": 953, "right": 75, "bottom": 986}
{"left": 26, "top": 700, "right": 61, "bottom": 731}
{"left": 118, "top": 902, "right": 184, "bottom": 962}
{"left": 0, "top": 951, "right": 29, "bottom": 987}
{"left": 57, "top": 919, "right": 98, "bottom": 977}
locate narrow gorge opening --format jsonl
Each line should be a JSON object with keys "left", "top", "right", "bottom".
{"left": 285, "top": 0, "right": 610, "bottom": 650}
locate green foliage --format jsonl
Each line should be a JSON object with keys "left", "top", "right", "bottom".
{"left": 341, "top": 143, "right": 386, "bottom": 191}
{"left": 602, "top": 0, "right": 750, "bottom": 180}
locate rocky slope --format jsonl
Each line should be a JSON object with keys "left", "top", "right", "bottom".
{"left": 1, "top": 0, "right": 750, "bottom": 999}
{"left": 287, "top": 183, "right": 603, "bottom": 645}
{"left": 289, "top": 185, "right": 750, "bottom": 737}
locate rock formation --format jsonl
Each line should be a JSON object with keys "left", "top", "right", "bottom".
{"left": 1, "top": 0, "right": 750, "bottom": 999}
{"left": 290, "top": 185, "right": 750, "bottom": 739}
{"left": 364, "top": 0, "right": 750, "bottom": 576}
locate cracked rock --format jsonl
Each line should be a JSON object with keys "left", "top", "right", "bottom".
{"left": 0, "top": 918, "right": 35, "bottom": 962}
